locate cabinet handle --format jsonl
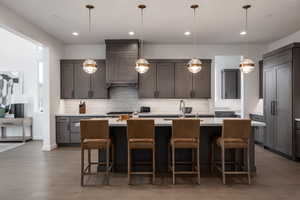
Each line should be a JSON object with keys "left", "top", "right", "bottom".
{"left": 154, "top": 91, "right": 159, "bottom": 98}
{"left": 72, "top": 90, "right": 75, "bottom": 98}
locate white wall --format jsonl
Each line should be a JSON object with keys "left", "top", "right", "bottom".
{"left": 214, "top": 56, "right": 242, "bottom": 112}
{"left": 63, "top": 43, "right": 266, "bottom": 116}
{"left": 268, "top": 29, "right": 300, "bottom": 51}
{"left": 0, "top": 27, "right": 40, "bottom": 138}
{"left": 0, "top": 3, "right": 63, "bottom": 151}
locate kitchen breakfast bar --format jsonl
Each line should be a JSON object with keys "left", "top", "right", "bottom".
{"left": 78, "top": 117, "right": 265, "bottom": 174}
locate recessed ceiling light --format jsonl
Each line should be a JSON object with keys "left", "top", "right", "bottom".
{"left": 184, "top": 31, "right": 191, "bottom": 36}
{"left": 72, "top": 32, "right": 79, "bottom": 36}
{"left": 128, "top": 31, "right": 135, "bottom": 36}
{"left": 240, "top": 30, "right": 247, "bottom": 35}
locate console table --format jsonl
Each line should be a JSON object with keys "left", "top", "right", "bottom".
{"left": 0, "top": 118, "right": 33, "bottom": 142}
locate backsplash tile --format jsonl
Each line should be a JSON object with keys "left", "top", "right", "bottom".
{"left": 58, "top": 87, "right": 214, "bottom": 114}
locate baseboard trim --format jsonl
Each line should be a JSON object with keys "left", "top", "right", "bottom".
{"left": 42, "top": 143, "right": 58, "bottom": 151}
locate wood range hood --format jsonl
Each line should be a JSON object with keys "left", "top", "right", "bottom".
{"left": 105, "top": 39, "right": 140, "bottom": 88}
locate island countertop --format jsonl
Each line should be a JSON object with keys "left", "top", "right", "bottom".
{"left": 76, "top": 117, "right": 265, "bottom": 127}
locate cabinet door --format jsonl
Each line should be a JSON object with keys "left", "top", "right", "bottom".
{"left": 61, "top": 61, "right": 74, "bottom": 99}
{"left": 193, "top": 60, "right": 211, "bottom": 98}
{"left": 259, "top": 60, "right": 263, "bottom": 99}
{"left": 56, "top": 117, "right": 70, "bottom": 144}
{"left": 264, "top": 67, "right": 276, "bottom": 149}
{"left": 74, "top": 61, "right": 91, "bottom": 99}
{"left": 221, "top": 69, "right": 240, "bottom": 99}
{"left": 138, "top": 63, "right": 157, "bottom": 98}
{"left": 275, "top": 63, "right": 292, "bottom": 155}
{"left": 175, "top": 62, "right": 193, "bottom": 98}
{"left": 91, "top": 60, "right": 108, "bottom": 99}
{"left": 156, "top": 62, "right": 175, "bottom": 98}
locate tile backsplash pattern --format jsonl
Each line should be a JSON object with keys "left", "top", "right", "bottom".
{"left": 58, "top": 87, "right": 214, "bottom": 114}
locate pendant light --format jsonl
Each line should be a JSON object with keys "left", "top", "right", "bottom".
{"left": 240, "top": 5, "right": 255, "bottom": 74}
{"left": 83, "top": 5, "right": 98, "bottom": 74}
{"left": 187, "top": 4, "right": 202, "bottom": 74}
{"left": 135, "top": 4, "right": 150, "bottom": 74}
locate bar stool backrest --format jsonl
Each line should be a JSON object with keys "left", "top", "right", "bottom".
{"left": 222, "top": 119, "right": 251, "bottom": 140}
{"left": 80, "top": 119, "right": 109, "bottom": 141}
{"left": 172, "top": 119, "right": 200, "bottom": 139}
{"left": 127, "top": 119, "right": 155, "bottom": 139}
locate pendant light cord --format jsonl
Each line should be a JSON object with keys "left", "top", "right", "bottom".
{"left": 193, "top": 7, "right": 197, "bottom": 55}
{"left": 140, "top": 7, "right": 144, "bottom": 58}
{"left": 89, "top": 8, "right": 92, "bottom": 33}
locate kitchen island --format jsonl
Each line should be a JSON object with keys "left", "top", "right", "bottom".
{"left": 90, "top": 117, "right": 265, "bottom": 174}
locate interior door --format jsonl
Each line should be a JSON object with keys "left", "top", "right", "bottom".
{"left": 156, "top": 62, "right": 175, "bottom": 98}
{"left": 264, "top": 67, "right": 276, "bottom": 149}
{"left": 174, "top": 62, "right": 193, "bottom": 98}
{"left": 275, "top": 63, "right": 292, "bottom": 155}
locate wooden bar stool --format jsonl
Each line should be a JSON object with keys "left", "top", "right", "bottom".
{"left": 127, "top": 119, "right": 155, "bottom": 184}
{"left": 80, "top": 119, "right": 113, "bottom": 186}
{"left": 170, "top": 119, "right": 200, "bottom": 184}
{"left": 211, "top": 119, "right": 251, "bottom": 184}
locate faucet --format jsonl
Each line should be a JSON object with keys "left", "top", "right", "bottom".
{"left": 179, "top": 99, "right": 186, "bottom": 118}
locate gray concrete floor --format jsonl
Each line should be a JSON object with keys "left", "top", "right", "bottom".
{"left": 1, "top": 141, "right": 300, "bottom": 200}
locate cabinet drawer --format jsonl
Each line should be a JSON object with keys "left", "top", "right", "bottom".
{"left": 70, "top": 117, "right": 91, "bottom": 132}
{"left": 250, "top": 114, "right": 265, "bottom": 122}
{"left": 295, "top": 121, "right": 300, "bottom": 130}
{"left": 70, "top": 133, "right": 80, "bottom": 143}
{"left": 56, "top": 117, "right": 69, "bottom": 123}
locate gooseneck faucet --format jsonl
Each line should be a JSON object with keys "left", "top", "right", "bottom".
{"left": 179, "top": 99, "right": 186, "bottom": 118}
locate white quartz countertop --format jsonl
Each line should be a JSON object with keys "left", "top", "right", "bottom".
{"left": 55, "top": 112, "right": 215, "bottom": 117}
{"left": 75, "top": 117, "right": 265, "bottom": 127}
{"left": 295, "top": 119, "right": 300, "bottom": 122}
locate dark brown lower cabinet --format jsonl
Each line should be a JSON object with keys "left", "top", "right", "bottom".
{"left": 263, "top": 43, "right": 300, "bottom": 159}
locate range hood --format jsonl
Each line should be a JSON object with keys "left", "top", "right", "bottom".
{"left": 105, "top": 39, "right": 140, "bottom": 87}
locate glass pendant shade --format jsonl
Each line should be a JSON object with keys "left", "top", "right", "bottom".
{"left": 83, "top": 59, "right": 98, "bottom": 74}
{"left": 240, "top": 58, "right": 255, "bottom": 74}
{"left": 135, "top": 58, "right": 150, "bottom": 74}
{"left": 187, "top": 58, "right": 202, "bottom": 74}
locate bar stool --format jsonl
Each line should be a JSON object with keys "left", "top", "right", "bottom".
{"left": 170, "top": 119, "right": 200, "bottom": 184}
{"left": 211, "top": 119, "right": 251, "bottom": 184}
{"left": 127, "top": 119, "right": 155, "bottom": 184}
{"left": 80, "top": 119, "right": 113, "bottom": 186}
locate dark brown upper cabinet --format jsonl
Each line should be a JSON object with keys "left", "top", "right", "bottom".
{"left": 138, "top": 63, "right": 157, "bottom": 98}
{"left": 259, "top": 60, "right": 263, "bottom": 99}
{"left": 221, "top": 69, "right": 241, "bottom": 99}
{"left": 105, "top": 40, "right": 139, "bottom": 86}
{"left": 192, "top": 60, "right": 212, "bottom": 98}
{"left": 61, "top": 60, "right": 75, "bottom": 99}
{"left": 60, "top": 60, "right": 107, "bottom": 99}
{"left": 138, "top": 59, "right": 211, "bottom": 99}
{"left": 156, "top": 62, "right": 175, "bottom": 98}
{"left": 175, "top": 62, "right": 193, "bottom": 98}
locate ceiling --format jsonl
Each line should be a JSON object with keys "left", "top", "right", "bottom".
{"left": 1, "top": 0, "right": 300, "bottom": 45}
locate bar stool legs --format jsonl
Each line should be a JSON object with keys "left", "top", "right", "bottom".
{"left": 152, "top": 146, "right": 156, "bottom": 184}
{"left": 197, "top": 144, "right": 201, "bottom": 184}
{"left": 211, "top": 141, "right": 252, "bottom": 185}
{"left": 81, "top": 148, "right": 84, "bottom": 186}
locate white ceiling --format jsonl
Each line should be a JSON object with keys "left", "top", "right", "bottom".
{"left": 1, "top": 0, "right": 300, "bottom": 45}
